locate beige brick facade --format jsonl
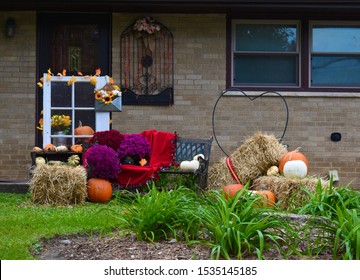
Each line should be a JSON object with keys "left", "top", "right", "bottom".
{"left": 1, "top": 12, "right": 360, "bottom": 190}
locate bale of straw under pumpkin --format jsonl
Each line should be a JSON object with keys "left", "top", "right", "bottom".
{"left": 251, "top": 175, "right": 329, "bottom": 209}
{"left": 29, "top": 164, "right": 87, "bottom": 205}
{"left": 208, "top": 132, "right": 287, "bottom": 190}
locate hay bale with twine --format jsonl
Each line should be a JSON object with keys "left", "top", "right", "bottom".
{"left": 29, "top": 164, "right": 87, "bottom": 205}
{"left": 208, "top": 132, "right": 287, "bottom": 189}
{"left": 251, "top": 175, "right": 329, "bottom": 209}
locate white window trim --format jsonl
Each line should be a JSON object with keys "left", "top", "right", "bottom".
{"left": 43, "top": 75, "right": 110, "bottom": 147}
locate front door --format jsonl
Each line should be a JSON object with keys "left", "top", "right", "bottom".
{"left": 36, "top": 13, "right": 111, "bottom": 147}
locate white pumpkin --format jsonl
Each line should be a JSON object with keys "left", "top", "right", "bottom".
{"left": 283, "top": 160, "right": 308, "bottom": 179}
{"left": 55, "top": 145, "right": 68, "bottom": 152}
{"left": 180, "top": 160, "right": 200, "bottom": 171}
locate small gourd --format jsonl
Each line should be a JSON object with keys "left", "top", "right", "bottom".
{"left": 70, "top": 144, "right": 83, "bottom": 153}
{"left": 32, "top": 146, "right": 43, "bottom": 153}
{"left": 44, "top": 143, "right": 56, "bottom": 152}
{"left": 55, "top": 145, "right": 68, "bottom": 152}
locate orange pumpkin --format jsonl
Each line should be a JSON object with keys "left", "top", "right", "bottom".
{"left": 279, "top": 150, "right": 308, "bottom": 173}
{"left": 44, "top": 143, "right": 56, "bottom": 152}
{"left": 70, "top": 144, "right": 83, "bottom": 153}
{"left": 223, "top": 183, "right": 243, "bottom": 199}
{"left": 87, "top": 178, "right": 113, "bottom": 203}
{"left": 74, "top": 121, "right": 95, "bottom": 136}
{"left": 252, "top": 190, "right": 276, "bottom": 207}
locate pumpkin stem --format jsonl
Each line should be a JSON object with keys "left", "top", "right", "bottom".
{"left": 78, "top": 120, "right": 83, "bottom": 127}
{"left": 260, "top": 184, "right": 267, "bottom": 191}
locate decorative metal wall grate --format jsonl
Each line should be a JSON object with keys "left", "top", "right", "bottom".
{"left": 121, "top": 17, "right": 174, "bottom": 105}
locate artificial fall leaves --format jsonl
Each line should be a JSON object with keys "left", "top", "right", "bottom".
{"left": 36, "top": 68, "right": 103, "bottom": 88}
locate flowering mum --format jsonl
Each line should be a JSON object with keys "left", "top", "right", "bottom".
{"left": 88, "top": 130, "right": 125, "bottom": 151}
{"left": 117, "top": 134, "right": 152, "bottom": 164}
{"left": 85, "top": 144, "right": 121, "bottom": 180}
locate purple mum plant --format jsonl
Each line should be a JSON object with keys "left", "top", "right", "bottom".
{"left": 88, "top": 130, "right": 125, "bottom": 151}
{"left": 85, "top": 144, "right": 121, "bottom": 180}
{"left": 117, "top": 134, "right": 152, "bottom": 164}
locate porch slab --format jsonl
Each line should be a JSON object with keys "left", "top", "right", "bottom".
{"left": 0, "top": 180, "right": 29, "bottom": 193}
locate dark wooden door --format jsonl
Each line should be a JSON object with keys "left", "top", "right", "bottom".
{"left": 36, "top": 13, "right": 111, "bottom": 146}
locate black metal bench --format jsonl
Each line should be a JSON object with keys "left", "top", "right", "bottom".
{"left": 160, "top": 135, "right": 213, "bottom": 191}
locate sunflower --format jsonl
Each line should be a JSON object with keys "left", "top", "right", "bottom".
{"left": 108, "top": 91, "right": 115, "bottom": 98}
{"left": 102, "top": 96, "right": 112, "bottom": 105}
{"left": 95, "top": 91, "right": 103, "bottom": 100}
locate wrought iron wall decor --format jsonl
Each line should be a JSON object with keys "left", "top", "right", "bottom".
{"left": 121, "top": 17, "right": 174, "bottom": 105}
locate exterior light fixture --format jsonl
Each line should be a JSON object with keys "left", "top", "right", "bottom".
{"left": 5, "top": 17, "right": 16, "bottom": 37}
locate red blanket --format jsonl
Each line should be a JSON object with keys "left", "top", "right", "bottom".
{"left": 116, "top": 130, "right": 176, "bottom": 187}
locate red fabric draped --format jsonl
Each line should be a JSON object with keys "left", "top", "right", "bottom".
{"left": 116, "top": 130, "right": 176, "bottom": 186}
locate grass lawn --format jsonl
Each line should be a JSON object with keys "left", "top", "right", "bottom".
{"left": 0, "top": 193, "right": 124, "bottom": 260}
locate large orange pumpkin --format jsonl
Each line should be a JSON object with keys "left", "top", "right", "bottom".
{"left": 278, "top": 150, "right": 308, "bottom": 173}
{"left": 223, "top": 183, "right": 243, "bottom": 199}
{"left": 74, "top": 121, "right": 95, "bottom": 136}
{"left": 252, "top": 190, "right": 276, "bottom": 207}
{"left": 87, "top": 178, "right": 113, "bottom": 203}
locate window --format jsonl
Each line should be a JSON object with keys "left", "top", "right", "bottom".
{"left": 232, "top": 20, "right": 300, "bottom": 87}
{"left": 231, "top": 19, "right": 360, "bottom": 91}
{"left": 43, "top": 75, "right": 110, "bottom": 146}
{"left": 310, "top": 23, "right": 360, "bottom": 87}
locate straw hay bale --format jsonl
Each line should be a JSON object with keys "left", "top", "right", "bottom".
{"left": 29, "top": 164, "right": 87, "bottom": 205}
{"left": 208, "top": 132, "right": 287, "bottom": 189}
{"left": 251, "top": 175, "right": 329, "bottom": 209}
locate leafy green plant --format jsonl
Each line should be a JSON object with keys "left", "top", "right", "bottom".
{"left": 287, "top": 179, "right": 360, "bottom": 218}
{"left": 197, "top": 188, "right": 286, "bottom": 260}
{"left": 114, "top": 184, "right": 201, "bottom": 242}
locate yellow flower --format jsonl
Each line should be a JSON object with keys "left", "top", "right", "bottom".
{"left": 95, "top": 92, "right": 103, "bottom": 100}
{"left": 51, "top": 115, "right": 72, "bottom": 133}
{"left": 108, "top": 91, "right": 115, "bottom": 98}
{"left": 113, "top": 85, "right": 120, "bottom": 91}
{"left": 102, "top": 96, "right": 112, "bottom": 105}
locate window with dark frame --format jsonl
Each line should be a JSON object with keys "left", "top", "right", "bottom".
{"left": 231, "top": 19, "right": 360, "bottom": 91}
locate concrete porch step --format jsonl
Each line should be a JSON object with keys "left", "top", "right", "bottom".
{"left": 0, "top": 180, "right": 29, "bottom": 193}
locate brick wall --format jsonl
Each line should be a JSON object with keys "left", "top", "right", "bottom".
{"left": 0, "top": 12, "right": 359, "bottom": 190}
{"left": 0, "top": 12, "right": 36, "bottom": 180}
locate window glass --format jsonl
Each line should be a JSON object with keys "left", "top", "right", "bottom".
{"left": 311, "top": 24, "right": 360, "bottom": 86}
{"left": 51, "top": 82, "right": 72, "bottom": 107}
{"left": 235, "top": 24, "right": 297, "bottom": 52}
{"left": 312, "top": 26, "right": 360, "bottom": 53}
{"left": 233, "top": 21, "right": 299, "bottom": 86}
{"left": 234, "top": 55, "right": 298, "bottom": 85}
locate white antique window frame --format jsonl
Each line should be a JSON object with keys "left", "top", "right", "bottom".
{"left": 43, "top": 75, "right": 110, "bottom": 146}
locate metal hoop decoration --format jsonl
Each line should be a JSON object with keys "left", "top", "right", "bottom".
{"left": 211, "top": 90, "right": 289, "bottom": 158}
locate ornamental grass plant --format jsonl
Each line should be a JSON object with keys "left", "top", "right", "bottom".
{"left": 196, "top": 187, "right": 287, "bottom": 260}
{"left": 114, "top": 184, "right": 201, "bottom": 242}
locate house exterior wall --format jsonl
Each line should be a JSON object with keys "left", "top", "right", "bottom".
{"left": 1, "top": 11, "right": 360, "bottom": 190}
{"left": 0, "top": 12, "right": 36, "bottom": 180}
